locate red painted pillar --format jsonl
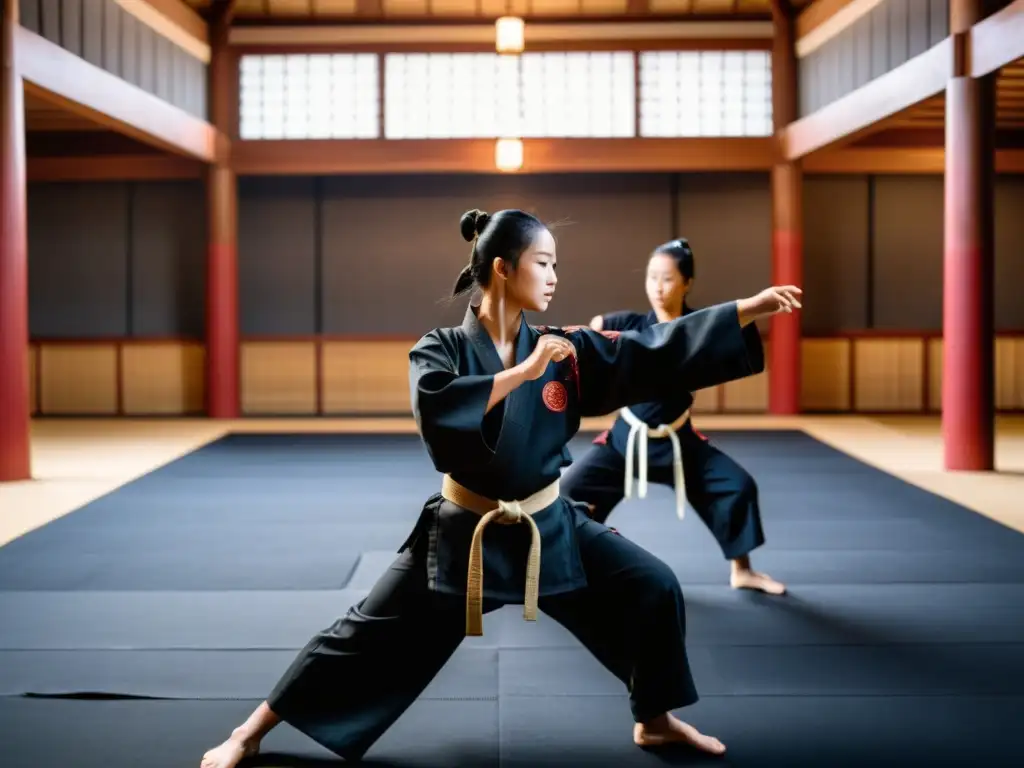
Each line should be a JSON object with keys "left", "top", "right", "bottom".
{"left": 205, "top": 14, "right": 238, "bottom": 418}
{"left": 206, "top": 164, "right": 239, "bottom": 418}
{"left": 0, "top": 0, "right": 31, "bottom": 481}
{"left": 768, "top": 1, "right": 802, "bottom": 414}
{"left": 770, "top": 164, "right": 803, "bottom": 414}
{"left": 942, "top": 0, "right": 996, "bottom": 470}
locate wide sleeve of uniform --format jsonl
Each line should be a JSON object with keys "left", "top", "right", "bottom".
{"left": 600, "top": 310, "right": 645, "bottom": 332}
{"left": 409, "top": 331, "right": 497, "bottom": 473}
{"left": 566, "top": 301, "right": 765, "bottom": 417}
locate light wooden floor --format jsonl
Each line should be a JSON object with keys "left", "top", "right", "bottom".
{"left": 1, "top": 414, "right": 1022, "bottom": 547}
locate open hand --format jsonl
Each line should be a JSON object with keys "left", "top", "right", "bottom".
{"left": 737, "top": 286, "right": 802, "bottom": 325}
{"left": 754, "top": 285, "right": 802, "bottom": 315}
{"left": 519, "top": 335, "right": 577, "bottom": 381}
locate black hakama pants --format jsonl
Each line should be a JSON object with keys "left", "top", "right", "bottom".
{"left": 266, "top": 516, "right": 699, "bottom": 760}
{"left": 561, "top": 430, "right": 766, "bottom": 561}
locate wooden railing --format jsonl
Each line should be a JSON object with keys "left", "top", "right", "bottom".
{"left": 26, "top": 332, "right": 1024, "bottom": 417}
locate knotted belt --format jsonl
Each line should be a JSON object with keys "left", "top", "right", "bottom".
{"left": 440, "top": 474, "right": 559, "bottom": 637}
{"left": 620, "top": 406, "right": 692, "bottom": 521}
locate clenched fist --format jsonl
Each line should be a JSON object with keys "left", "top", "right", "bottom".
{"left": 520, "top": 334, "right": 577, "bottom": 381}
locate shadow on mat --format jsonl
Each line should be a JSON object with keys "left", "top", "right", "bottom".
{"left": 248, "top": 748, "right": 719, "bottom": 767}
{"left": 248, "top": 753, "right": 498, "bottom": 767}
{"left": 729, "top": 590, "right": 1016, "bottom": 691}
{"left": 732, "top": 589, "right": 896, "bottom": 645}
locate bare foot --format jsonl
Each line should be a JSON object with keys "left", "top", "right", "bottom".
{"left": 731, "top": 568, "right": 786, "bottom": 595}
{"left": 634, "top": 713, "right": 726, "bottom": 755}
{"left": 200, "top": 734, "right": 260, "bottom": 768}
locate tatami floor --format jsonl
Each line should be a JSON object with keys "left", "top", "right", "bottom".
{"left": 1, "top": 414, "right": 1023, "bottom": 548}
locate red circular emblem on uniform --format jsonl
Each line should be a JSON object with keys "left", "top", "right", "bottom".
{"left": 542, "top": 381, "right": 568, "bottom": 412}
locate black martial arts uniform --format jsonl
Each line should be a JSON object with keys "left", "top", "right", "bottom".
{"left": 265, "top": 300, "right": 765, "bottom": 761}
{"left": 561, "top": 307, "right": 766, "bottom": 561}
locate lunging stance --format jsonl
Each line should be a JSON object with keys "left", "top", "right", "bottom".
{"left": 201, "top": 211, "right": 801, "bottom": 767}
{"left": 562, "top": 238, "right": 789, "bottom": 595}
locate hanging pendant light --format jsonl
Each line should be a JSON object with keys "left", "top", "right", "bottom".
{"left": 495, "top": 138, "right": 523, "bottom": 172}
{"left": 495, "top": 16, "right": 524, "bottom": 54}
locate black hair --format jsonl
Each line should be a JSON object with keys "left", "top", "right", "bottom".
{"left": 652, "top": 238, "right": 696, "bottom": 281}
{"left": 452, "top": 208, "right": 548, "bottom": 297}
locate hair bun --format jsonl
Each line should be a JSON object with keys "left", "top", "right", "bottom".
{"left": 459, "top": 209, "right": 490, "bottom": 243}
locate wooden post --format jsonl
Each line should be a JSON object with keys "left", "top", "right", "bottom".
{"left": 769, "top": 1, "right": 802, "bottom": 415}
{"left": 205, "top": 10, "right": 239, "bottom": 418}
{"left": 942, "top": 0, "right": 996, "bottom": 470}
{"left": 0, "top": 0, "right": 30, "bottom": 481}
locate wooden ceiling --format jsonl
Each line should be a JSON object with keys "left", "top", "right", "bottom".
{"left": 23, "top": 92, "right": 170, "bottom": 156}
{"left": 183, "top": 0, "right": 784, "bottom": 20}
{"left": 880, "top": 58, "right": 1024, "bottom": 132}
{"left": 24, "top": 92, "right": 101, "bottom": 133}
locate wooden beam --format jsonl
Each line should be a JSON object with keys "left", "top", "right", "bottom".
{"left": 27, "top": 155, "right": 204, "bottom": 182}
{"left": 44, "top": 145, "right": 1024, "bottom": 181}
{"left": 796, "top": 0, "right": 853, "bottom": 38}
{"left": 231, "top": 138, "right": 777, "bottom": 175}
{"left": 795, "top": 0, "right": 884, "bottom": 58}
{"left": 210, "top": 0, "right": 240, "bottom": 26}
{"left": 804, "top": 147, "right": 1024, "bottom": 173}
{"left": 970, "top": 0, "right": 1024, "bottom": 78}
{"left": 114, "top": 0, "right": 210, "bottom": 63}
{"left": 15, "top": 27, "right": 220, "bottom": 162}
{"left": 229, "top": 21, "right": 774, "bottom": 48}
{"left": 782, "top": 37, "right": 954, "bottom": 159}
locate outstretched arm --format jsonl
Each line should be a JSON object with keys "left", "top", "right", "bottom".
{"left": 565, "top": 287, "right": 800, "bottom": 416}
{"left": 590, "top": 310, "right": 646, "bottom": 333}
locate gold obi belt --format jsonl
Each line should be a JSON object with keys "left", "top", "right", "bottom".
{"left": 440, "top": 474, "right": 560, "bottom": 637}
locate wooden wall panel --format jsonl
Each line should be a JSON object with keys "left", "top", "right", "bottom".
{"left": 28, "top": 346, "right": 38, "bottom": 416}
{"left": 853, "top": 338, "right": 925, "bottom": 411}
{"left": 241, "top": 341, "right": 318, "bottom": 414}
{"left": 801, "top": 338, "right": 851, "bottom": 411}
{"left": 798, "top": 0, "right": 949, "bottom": 116}
{"left": 39, "top": 343, "right": 119, "bottom": 414}
{"left": 925, "top": 337, "right": 1024, "bottom": 412}
{"left": 18, "top": 0, "right": 208, "bottom": 119}
{"left": 690, "top": 385, "right": 721, "bottom": 414}
{"left": 723, "top": 371, "right": 769, "bottom": 412}
{"left": 25, "top": 335, "right": 1024, "bottom": 417}
{"left": 928, "top": 337, "right": 942, "bottom": 412}
{"left": 121, "top": 342, "right": 205, "bottom": 414}
{"left": 996, "top": 338, "right": 1024, "bottom": 411}
{"left": 321, "top": 341, "right": 412, "bottom": 415}
{"left": 871, "top": 176, "right": 945, "bottom": 331}
{"left": 82, "top": 0, "right": 103, "bottom": 68}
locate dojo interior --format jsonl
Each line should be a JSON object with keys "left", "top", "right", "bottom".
{"left": 1, "top": 0, "right": 1024, "bottom": 766}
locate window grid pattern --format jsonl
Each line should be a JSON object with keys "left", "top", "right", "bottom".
{"left": 384, "top": 52, "right": 635, "bottom": 139}
{"left": 638, "top": 51, "right": 773, "bottom": 138}
{"left": 384, "top": 53, "right": 522, "bottom": 139}
{"left": 237, "top": 51, "right": 774, "bottom": 141}
{"left": 519, "top": 52, "right": 635, "bottom": 138}
{"left": 239, "top": 54, "right": 380, "bottom": 140}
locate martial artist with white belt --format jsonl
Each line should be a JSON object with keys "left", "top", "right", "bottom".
{"left": 560, "top": 237, "right": 787, "bottom": 596}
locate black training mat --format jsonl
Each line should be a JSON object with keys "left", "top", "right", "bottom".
{"left": 497, "top": 693, "right": 1024, "bottom": 768}
{"left": 0, "top": 698, "right": 501, "bottom": 768}
{"left": 0, "top": 433, "right": 441, "bottom": 592}
{"left": 1, "top": 428, "right": 1023, "bottom": 766}
{"left": 1, "top": 694, "right": 1021, "bottom": 768}
{"left": 0, "top": 646, "right": 498, "bottom": 700}
{"left": 2, "top": 430, "right": 1023, "bottom": 592}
